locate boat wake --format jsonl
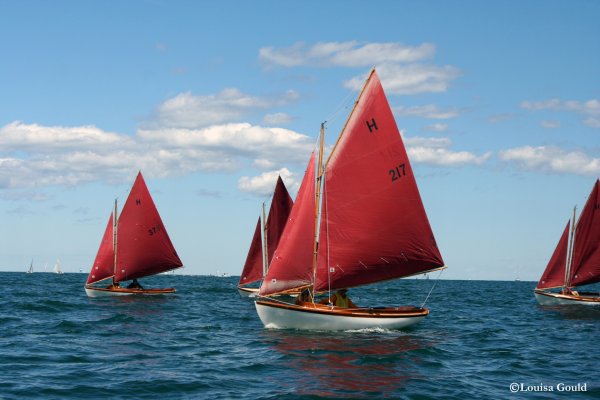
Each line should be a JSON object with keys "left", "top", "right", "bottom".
{"left": 344, "top": 327, "right": 395, "bottom": 334}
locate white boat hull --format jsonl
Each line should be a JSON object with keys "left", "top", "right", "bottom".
{"left": 534, "top": 289, "right": 600, "bottom": 306}
{"left": 85, "top": 286, "right": 176, "bottom": 298}
{"left": 255, "top": 300, "right": 427, "bottom": 331}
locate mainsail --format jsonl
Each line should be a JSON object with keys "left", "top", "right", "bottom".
{"left": 86, "top": 213, "right": 115, "bottom": 285}
{"left": 259, "top": 68, "right": 445, "bottom": 297}
{"left": 570, "top": 179, "right": 600, "bottom": 287}
{"left": 260, "top": 153, "right": 316, "bottom": 295}
{"left": 315, "top": 69, "right": 444, "bottom": 291}
{"left": 115, "top": 172, "right": 183, "bottom": 282}
{"left": 536, "top": 221, "right": 570, "bottom": 290}
{"left": 239, "top": 177, "right": 294, "bottom": 287}
{"left": 266, "top": 177, "right": 294, "bottom": 265}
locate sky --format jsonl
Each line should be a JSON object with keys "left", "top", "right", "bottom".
{"left": 1, "top": 0, "right": 599, "bottom": 281}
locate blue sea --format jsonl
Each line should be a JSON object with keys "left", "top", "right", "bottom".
{"left": 1, "top": 272, "right": 599, "bottom": 399}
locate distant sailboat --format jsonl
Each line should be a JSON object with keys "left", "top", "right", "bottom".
{"left": 534, "top": 179, "right": 600, "bottom": 305}
{"left": 238, "top": 176, "right": 293, "bottom": 297}
{"left": 53, "top": 259, "right": 63, "bottom": 274}
{"left": 26, "top": 260, "right": 33, "bottom": 274}
{"left": 255, "top": 68, "right": 446, "bottom": 330}
{"left": 84, "top": 171, "right": 183, "bottom": 297}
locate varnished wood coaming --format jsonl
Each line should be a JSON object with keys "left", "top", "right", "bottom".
{"left": 534, "top": 289, "right": 600, "bottom": 303}
{"left": 256, "top": 299, "right": 428, "bottom": 318}
{"left": 85, "top": 285, "right": 176, "bottom": 295}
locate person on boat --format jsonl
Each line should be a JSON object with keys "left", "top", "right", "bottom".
{"left": 319, "top": 288, "right": 357, "bottom": 308}
{"left": 561, "top": 287, "right": 579, "bottom": 296}
{"left": 127, "top": 278, "right": 143, "bottom": 289}
{"left": 106, "top": 282, "right": 120, "bottom": 289}
{"left": 295, "top": 289, "right": 311, "bottom": 305}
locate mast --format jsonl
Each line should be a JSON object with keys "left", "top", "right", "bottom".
{"left": 262, "top": 202, "right": 268, "bottom": 277}
{"left": 564, "top": 206, "right": 577, "bottom": 289}
{"left": 112, "top": 198, "right": 118, "bottom": 285}
{"left": 312, "top": 123, "right": 325, "bottom": 290}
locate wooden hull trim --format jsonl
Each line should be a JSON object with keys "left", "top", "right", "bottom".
{"left": 534, "top": 289, "right": 600, "bottom": 306}
{"left": 237, "top": 286, "right": 260, "bottom": 298}
{"left": 84, "top": 285, "right": 176, "bottom": 298}
{"left": 238, "top": 286, "right": 302, "bottom": 298}
{"left": 255, "top": 299, "right": 428, "bottom": 331}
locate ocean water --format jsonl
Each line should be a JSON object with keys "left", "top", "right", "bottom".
{"left": 1, "top": 272, "right": 599, "bottom": 399}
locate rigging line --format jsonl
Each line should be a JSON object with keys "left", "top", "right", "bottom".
{"left": 420, "top": 268, "right": 445, "bottom": 309}
{"left": 324, "top": 86, "right": 357, "bottom": 125}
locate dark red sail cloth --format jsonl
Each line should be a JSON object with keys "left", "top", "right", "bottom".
{"left": 238, "top": 177, "right": 293, "bottom": 287}
{"left": 260, "top": 153, "right": 316, "bottom": 296}
{"left": 315, "top": 69, "right": 445, "bottom": 292}
{"left": 86, "top": 212, "right": 115, "bottom": 285}
{"left": 114, "top": 172, "right": 183, "bottom": 282}
{"left": 239, "top": 217, "right": 263, "bottom": 286}
{"left": 266, "top": 176, "right": 294, "bottom": 266}
{"left": 536, "top": 221, "right": 570, "bottom": 289}
{"left": 570, "top": 179, "right": 600, "bottom": 287}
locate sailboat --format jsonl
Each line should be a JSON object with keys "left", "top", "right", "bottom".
{"left": 534, "top": 179, "right": 600, "bottom": 305}
{"left": 26, "top": 260, "right": 33, "bottom": 274}
{"left": 255, "top": 68, "right": 446, "bottom": 330}
{"left": 238, "top": 176, "right": 294, "bottom": 297}
{"left": 84, "top": 171, "right": 183, "bottom": 297}
{"left": 53, "top": 259, "right": 63, "bottom": 274}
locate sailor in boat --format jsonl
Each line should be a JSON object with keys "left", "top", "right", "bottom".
{"left": 319, "top": 288, "right": 358, "bottom": 308}
{"left": 106, "top": 282, "right": 120, "bottom": 289}
{"left": 127, "top": 278, "right": 143, "bottom": 289}
{"left": 295, "top": 289, "right": 312, "bottom": 305}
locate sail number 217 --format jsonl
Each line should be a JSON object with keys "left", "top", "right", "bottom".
{"left": 389, "top": 163, "right": 406, "bottom": 182}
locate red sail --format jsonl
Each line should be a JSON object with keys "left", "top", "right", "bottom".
{"left": 266, "top": 176, "right": 294, "bottom": 265}
{"left": 238, "top": 177, "right": 293, "bottom": 287}
{"left": 315, "top": 70, "right": 444, "bottom": 292}
{"left": 86, "top": 212, "right": 115, "bottom": 285}
{"left": 570, "top": 179, "right": 600, "bottom": 287}
{"left": 115, "top": 172, "right": 183, "bottom": 282}
{"left": 260, "top": 153, "right": 316, "bottom": 295}
{"left": 536, "top": 221, "right": 570, "bottom": 289}
{"left": 239, "top": 217, "right": 263, "bottom": 286}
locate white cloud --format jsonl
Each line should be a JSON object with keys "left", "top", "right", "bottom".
{"left": 408, "top": 147, "right": 491, "bottom": 166}
{"left": 540, "top": 120, "right": 560, "bottom": 129}
{"left": 0, "top": 120, "right": 314, "bottom": 189}
{"left": 238, "top": 168, "right": 298, "bottom": 196}
{"left": 402, "top": 134, "right": 491, "bottom": 166}
{"left": 404, "top": 136, "right": 452, "bottom": 148}
{"left": 263, "top": 112, "right": 293, "bottom": 125}
{"left": 394, "top": 104, "right": 459, "bottom": 119}
{"left": 423, "top": 123, "right": 449, "bottom": 132}
{"left": 138, "top": 123, "right": 313, "bottom": 163}
{"left": 344, "top": 63, "right": 461, "bottom": 95}
{"left": 259, "top": 41, "right": 435, "bottom": 68}
{"left": 499, "top": 145, "right": 600, "bottom": 176}
{"left": 0, "top": 121, "right": 131, "bottom": 152}
{"left": 252, "top": 159, "right": 276, "bottom": 169}
{"left": 154, "top": 89, "right": 299, "bottom": 129}
{"left": 521, "top": 98, "right": 600, "bottom": 128}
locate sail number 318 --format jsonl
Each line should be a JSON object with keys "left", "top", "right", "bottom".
{"left": 389, "top": 164, "right": 406, "bottom": 182}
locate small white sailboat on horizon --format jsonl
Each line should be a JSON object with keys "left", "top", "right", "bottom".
{"left": 26, "top": 259, "right": 33, "bottom": 274}
{"left": 534, "top": 179, "right": 600, "bottom": 305}
{"left": 53, "top": 259, "right": 63, "bottom": 274}
{"left": 255, "top": 68, "right": 446, "bottom": 331}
